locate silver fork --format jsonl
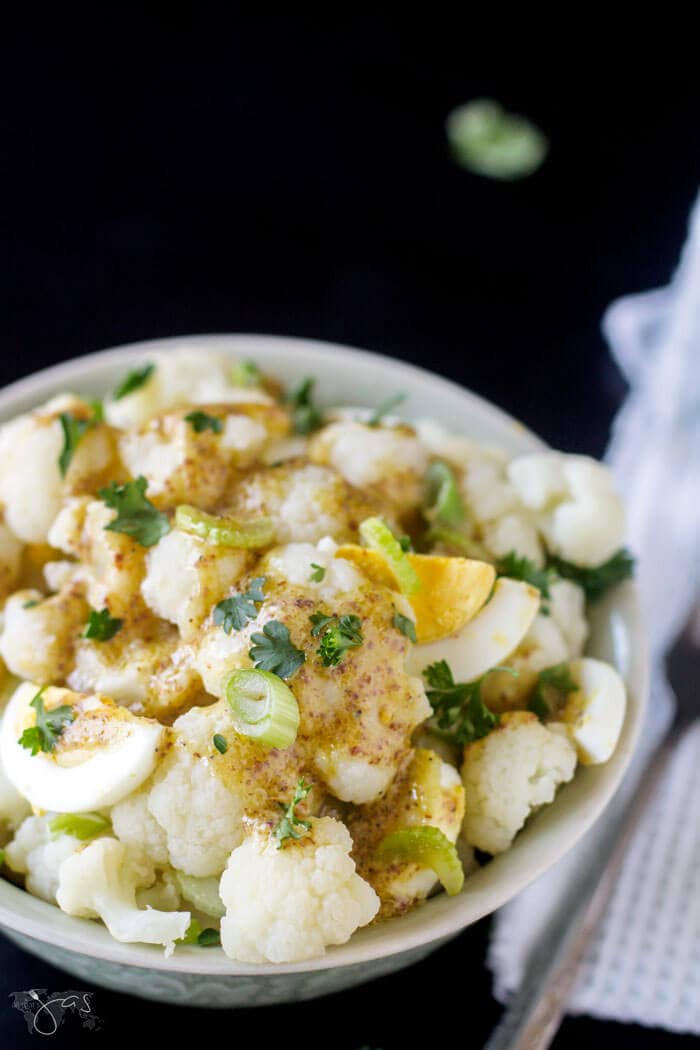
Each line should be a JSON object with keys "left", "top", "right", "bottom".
{"left": 483, "top": 612, "right": 699, "bottom": 1050}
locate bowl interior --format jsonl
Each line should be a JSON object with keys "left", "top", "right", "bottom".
{"left": 0, "top": 334, "right": 648, "bottom": 975}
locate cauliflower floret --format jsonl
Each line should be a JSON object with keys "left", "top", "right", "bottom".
{"left": 47, "top": 497, "right": 146, "bottom": 620}
{"left": 111, "top": 787, "right": 170, "bottom": 868}
{"left": 349, "top": 749, "right": 465, "bottom": 915}
{"left": 480, "top": 512, "right": 544, "bottom": 567}
{"left": 507, "top": 453, "right": 626, "bottom": 567}
{"left": 118, "top": 404, "right": 287, "bottom": 511}
{"left": 262, "top": 537, "right": 363, "bottom": 600}
{"left": 147, "top": 707, "right": 247, "bottom": 877}
{"left": 219, "top": 817, "right": 379, "bottom": 963}
{"left": 141, "top": 528, "right": 250, "bottom": 641}
{"left": 0, "top": 585, "right": 88, "bottom": 682}
{"left": 56, "top": 837, "right": 190, "bottom": 953}
{"left": 310, "top": 421, "right": 428, "bottom": 514}
{"left": 461, "top": 711, "right": 577, "bottom": 854}
{"left": 68, "top": 623, "right": 203, "bottom": 719}
{"left": 462, "top": 448, "right": 520, "bottom": 524}
{"left": 0, "top": 517, "right": 22, "bottom": 600}
{"left": 0, "top": 396, "right": 115, "bottom": 543}
{"left": 104, "top": 349, "right": 275, "bottom": 429}
{"left": 4, "top": 815, "right": 83, "bottom": 902}
{"left": 228, "top": 461, "right": 386, "bottom": 544}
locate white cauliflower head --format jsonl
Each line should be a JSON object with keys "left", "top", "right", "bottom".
{"left": 146, "top": 704, "right": 246, "bottom": 877}
{"left": 0, "top": 396, "right": 114, "bottom": 543}
{"left": 141, "top": 528, "right": 250, "bottom": 641}
{"left": 111, "top": 785, "right": 170, "bottom": 868}
{"left": 3, "top": 814, "right": 84, "bottom": 903}
{"left": 56, "top": 837, "right": 190, "bottom": 954}
{"left": 461, "top": 711, "right": 577, "bottom": 854}
{"left": 310, "top": 421, "right": 428, "bottom": 513}
{"left": 0, "top": 586, "right": 88, "bottom": 683}
{"left": 48, "top": 497, "right": 147, "bottom": 620}
{"left": 219, "top": 817, "right": 379, "bottom": 963}
{"left": 507, "top": 453, "right": 626, "bottom": 567}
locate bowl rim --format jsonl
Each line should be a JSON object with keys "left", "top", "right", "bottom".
{"left": 0, "top": 333, "right": 649, "bottom": 976}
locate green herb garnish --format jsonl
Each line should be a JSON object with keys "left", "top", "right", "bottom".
{"left": 99, "top": 476, "right": 170, "bottom": 548}
{"left": 424, "top": 660, "right": 516, "bottom": 745}
{"left": 84, "top": 608, "right": 123, "bottom": 642}
{"left": 197, "top": 927, "right": 221, "bottom": 947}
{"left": 496, "top": 551, "right": 557, "bottom": 613}
{"left": 58, "top": 403, "right": 102, "bottom": 477}
{"left": 249, "top": 621, "right": 306, "bottom": 679}
{"left": 22, "top": 599, "right": 41, "bottom": 609}
{"left": 310, "top": 612, "right": 363, "bottom": 667}
{"left": 309, "top": 563, "right": 326, "bottom": 582}
{"left": 368, "top": 393, "right": 405, "bottom": 427}
{"left": 213, "top": 734, "right": 228, "bottom": 754}
{"left": 18, "top": 688, "right": 75, "bottom": 755}
{"left": 113, "top": 363, "right": 155, "bottom": 400}
{"left": 529, "top": 662, "right": 579, "bottom": 721}
{"left": 547, "top": 548, "right": 635, "bottom": 603}
{"left": 274, "top": 778, "right": 312, "bottom": 848}
{"left": 287, "top": 377, "right": 323, "bottom": 435}
{"left": 185, "top": 411, "right": 223, "bottom": 434}
{"left": 213, "top": 577, "right": 267, "bottom": 633}
{"left": 392, "top": 611, "right": 417, "bottom": 643}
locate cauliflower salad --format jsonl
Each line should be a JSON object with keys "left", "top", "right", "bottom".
{"left": 0, "top": 350, "right": 632, "bottom": 964}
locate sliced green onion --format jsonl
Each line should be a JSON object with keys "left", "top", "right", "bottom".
{"left": 378, "top": 826, "right": 464, "bottom": 896}
{"left": 175, "top": 872, "right": 226, "bottom": 919}
{"left": 231, "top": 359, "right": 262, "bottom": 387}
{"left": 424, "top": 461, "right": 465, "bottom": 527}
{"left": 359, "top": 517, "right": 421, "bottom": 596}
{"left": 180, "top": 918, "right": 202, "bottom": 944}
{"left": 49, "top": 812, "right": 110, "bottom": 841}
{"left": 175, "top": 505, "right": 275, "bottom": 549}
{"left": 225, "top": 668, "right": 300, "bottom": 749}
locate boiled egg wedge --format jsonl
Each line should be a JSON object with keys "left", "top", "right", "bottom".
{"left": 0, "top": 682, "right": 165, "bottom": 812}
{"left": 407, "top": 577, "right": 540, "bottom": 682}
{"left": 561, "top": 657, "right": 626, "bottom": 765}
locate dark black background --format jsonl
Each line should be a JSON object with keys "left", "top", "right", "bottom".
{"left": 1, "top": 13, "right": 699, "bottom": 1048}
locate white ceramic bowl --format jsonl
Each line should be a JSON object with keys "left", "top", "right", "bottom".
{"left": 0, "top": 335, "right": 648, "bottom": 1007}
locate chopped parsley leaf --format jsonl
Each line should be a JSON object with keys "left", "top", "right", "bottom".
{"left": 392, "top": 611, "right": 417, "bottom": 643}
{"left": 310, "top": 612, "right": 363, "bottom": 667}
{"left": 84, "top": 608, "right": 123, "bottom": 642}
{"left": 18, "top": 687, "right": 75, "bottom": 755}
{"left": 113, "top": 363, "right": 155, "bottom": 400}
{"left": 287, "top": 377, "right": 323, "bottom": 435}
{"left": 58, "top": 403, "right": 102, "bottom": 477}
{"left": 213, "top": 576, "right": 267, "bottom": 634}
{"left": 309, "top": 562, "right": 326, "bottom": 582}
{"left": 528, "top": 662, "right": 578, "bottom": 721}
{"left": 274, "top": 778, "right": 312, "bottom": 848}
{"left": 547, "top": 548, "right": 635, "bottom": 603}
{"left": 424, "top": 660, "right": 516, "bottom": 745}
{"left": 249, "top": 620, "right": 305, "bottom": 679}
{"left": 99, "top": 476, "right": 170, "bottom": 548}
{"left": 185, "top": 411, "right": 223, "bottom": 434}
{"left": 213, "top": 733, "right": 228, "bottom": 754}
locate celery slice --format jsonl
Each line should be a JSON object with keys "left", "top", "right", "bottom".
{"left": 175, "top": 505, "right": 275, "bottom": 549}
{"left": 358, "top": 517, "right": 421, "bottom": 596}
{"left": 377, "top": 826, "right": 464, "bottom": 896}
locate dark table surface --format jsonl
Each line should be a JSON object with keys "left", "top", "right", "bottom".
{"left": 1, "top": 14, "right": 699, "bottom": 1048}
